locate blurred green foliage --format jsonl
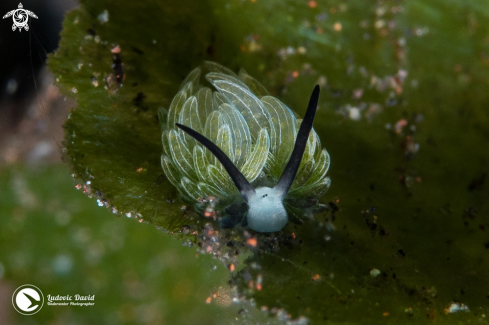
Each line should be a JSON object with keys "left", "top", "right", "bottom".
{"left": 47, "top": 0, "right": 489, "bottom": 323}
{"left": 0, "top": 166, "right": 277, "bottom": 324}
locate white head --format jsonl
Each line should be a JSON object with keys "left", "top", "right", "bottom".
{"left": 246, "top": 187, "right": 287, "bottom": 232}
{"left": 177, "top": 85, "right": 320, "bottom": 232}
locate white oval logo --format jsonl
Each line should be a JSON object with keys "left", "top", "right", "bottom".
{"left": 12, "top": 284, "right": 44, "bottom": 315}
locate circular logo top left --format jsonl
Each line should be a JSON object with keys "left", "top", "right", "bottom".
{"left": 12, "top": 284, "right": 44, "bottom": 315}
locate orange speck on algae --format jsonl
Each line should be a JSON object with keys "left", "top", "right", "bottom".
{"left": 205, "top": 297, "right": 212, "bottom": 304}
{"left": 308, "top": 1, "right": 317, "bottom": 8}
{"left": 333, "top": 22, "right": 342, "bottom": 31}
{"left": 229, "top": 264, "right": 235, "bottom": 272}
{"left": 312, "top": 274, "right": 321, "bottom": 281}
{"left": 246, "top": 238, "right": 257, "bottom": 247}
{"left": 111, "top": 45, "right": 121, "bottom": 54}
{"left": 383, "top": 312, "right": 390, "bottom": 316}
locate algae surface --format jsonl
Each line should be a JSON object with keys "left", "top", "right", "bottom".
{"left": 1, "top": 166, "right": 269, "bottom": 324}
{"left": 49, "top": 0, "right": 489, "bottom": 323}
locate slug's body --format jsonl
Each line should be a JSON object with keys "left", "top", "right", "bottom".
{"left": 160, "top": 62, "right": 331, "bottom": 232}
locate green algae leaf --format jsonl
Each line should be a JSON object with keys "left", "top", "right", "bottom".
{"left": 49, "top": 0, "right": 489, "bottom": 323}
{"left": 0, "top": 166, "right": 278, "bottom": 325}
{"left": 48, "top": 0, "right": 222, "bottom": 236}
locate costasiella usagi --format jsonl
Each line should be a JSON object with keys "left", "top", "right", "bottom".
{"left": 160, "top": 62, "right": 331, "bottom": 232}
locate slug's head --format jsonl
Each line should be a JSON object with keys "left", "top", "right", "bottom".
{"left": 176, "top": 85, "right": 320, "bottom": 232}
{"left": 246, "top": 187, "right": 288, "bottom": 232}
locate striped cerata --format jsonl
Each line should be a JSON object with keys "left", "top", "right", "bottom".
{"left": 160, "top": 62, "right": 331, "bottom": 232}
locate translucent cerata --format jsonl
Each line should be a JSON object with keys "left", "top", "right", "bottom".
{"left": 160, "top": 62, "right": 331, "bottom": 232}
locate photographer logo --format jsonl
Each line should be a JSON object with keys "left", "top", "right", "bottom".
{"left": 12, "top": 284, "right": 44, "bottom": 315}
{"left": 3, "top": 3, "right": 38, "bottom": 32}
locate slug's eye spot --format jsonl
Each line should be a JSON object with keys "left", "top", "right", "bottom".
{"left": 160, "top": 62, "right": 331, "bottom": 232}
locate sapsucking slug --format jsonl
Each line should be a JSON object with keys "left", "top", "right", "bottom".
{"left": 160, "top": 62, "right": 331, "bottom": 232}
